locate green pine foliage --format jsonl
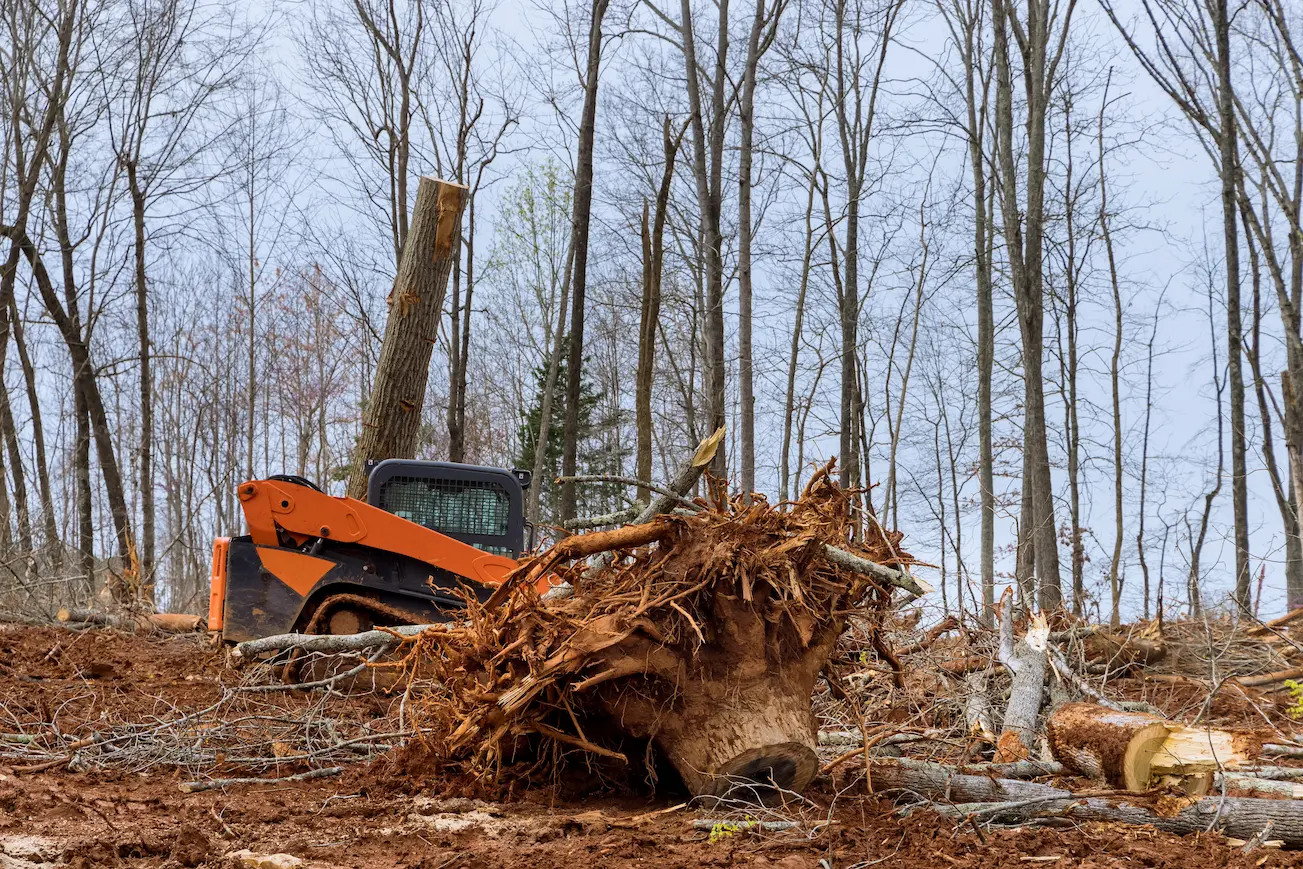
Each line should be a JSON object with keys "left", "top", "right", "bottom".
{"left": 517, "top": 334, "right": 629, "bottom": 524}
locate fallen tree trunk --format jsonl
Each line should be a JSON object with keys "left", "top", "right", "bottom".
{"left": 1082, "top": 630, "right": 1167, "bottom": 670}
{"left": 874, "top": 759, "right": 1303, "bottom": 848}
{"left": 1250, "top": 606, "right": 1303, "bottom": 637}
{"left": 231, "top": 624, "right": 440, "bottom": 660}
{"left": 1237, "top": 666, "right": 1303, "bottom": 688}
{"left": 56, "top": 608, "right": 204, "bottom": 633}
{"left": 1219, "top": 773, "right": 1303, "bottom": 798}
{"left": 868, "top": 758, "right": 1071, "bottom": 802}
{"left": 1045, "top": 702, "right": 1260, "bottom": 794}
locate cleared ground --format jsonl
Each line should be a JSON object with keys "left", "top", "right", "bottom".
{"left": 0, "top": 624, "right": 1299, "bottom": 868}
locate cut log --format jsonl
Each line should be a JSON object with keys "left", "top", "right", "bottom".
{"left": 345, "top": 177, "right": 467, "bottom": 499}
{"left": 1237, "top": 666, "right": 1303, "bottom": 688}
{"left": 1045, "top": 702, "right": 1260, "bottom": 793}
{"left": 1082, "top": 630, "right": 1166, "bottom": 670}
{"left": 56, "top": 608, "right": 204, "bottom": 633}
{"left": 1151, "top": 724, "right": 1261, "bottom": 781}
{"left": 150, "top": 613, "right": 205, "bottom": 632}
{"left": 1249, "top": 606, "right": 1303, "bottom": 637}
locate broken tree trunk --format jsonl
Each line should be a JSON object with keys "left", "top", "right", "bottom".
{"left": 995, "top": 600, "right": 1048, "bottom": 762}
{"left": 1045, "top": 702, "right": 1261, "bottom": 794}
{"left": 346, "top": 177, "right": 468, "bottom": 499}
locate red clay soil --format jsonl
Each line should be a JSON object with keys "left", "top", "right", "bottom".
{"left": 2, "top": 625, "right": 1302, "bottom": 868}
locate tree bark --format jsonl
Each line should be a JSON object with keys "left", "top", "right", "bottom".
{"left": 737, "top": 0, "right": 779, "bottom": 498}
{"left": 990, "top": 0, "right": 1065, "bottom": 610}
{"left": 73, "top": 366, "right": 93, "bottom": 597}
{"left": 1098, "top": 76, "right": 1125, "bottom": 629}
{"left": 1213, "top": 0, "right": 1251, "bottom": 614}
{"left": 447, "top": 196, "right": 476, "bottom": 463}
{"left": 678, "top": 0, "right": 729, "bottom": 481}
{"left": 995, "top": 607, "right": 1048, "bottom": 762}
{"left": 559, "top": 0, "right": 610, "bottom": 521}
{"left": 3, "top": 223, "right": 133, "bottom": 573}
{"left": 126, "top": 161, "right": 153, "bottom": 601}
{"left": 347, "top": 177, "right": 467, "bottom": 498}
{"left": 527, "top": 241, "right": 572, "bottom": 526}
{"left": 0, "top": 310, "right": 33, "bottom": 560}
{"left": 873, "top": 760, "right": 1303, "bottom": 847}
{"left": 8, "top": 293, "right": 58, "bottom": 568}
{"left": 1057, "top": 95, "right": 1083, "bottom": 617}
{"left": 957, "top": 3, "right": 996, "bottom": 624}
{"left": 780, "top": 169, "right": 817, "bottom": 505}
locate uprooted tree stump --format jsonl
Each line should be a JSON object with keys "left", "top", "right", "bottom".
{"left": 1046, "top": 702, "right": 1262, "bottom": 794}
{"left": 588, "top": 592, "right": 828, "bottom": 796}
{"left": 401, "top": 460, "right": 920, "bottom": 798}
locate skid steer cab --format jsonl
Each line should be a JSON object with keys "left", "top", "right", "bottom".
{"left": 209, "top": 460, "right": 539, "bottom": 643}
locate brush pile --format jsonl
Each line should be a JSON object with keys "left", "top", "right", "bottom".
{"left": 396, "top": 462, "right": 916, "bottom": 796}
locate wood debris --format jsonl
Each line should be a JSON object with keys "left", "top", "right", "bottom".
{"left": 393, "top": 460, "right": 916, "bottom": 796}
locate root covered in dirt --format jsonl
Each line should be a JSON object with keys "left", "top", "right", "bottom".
{"left": 398, "top": 463, "right": 916, "bottom": 797}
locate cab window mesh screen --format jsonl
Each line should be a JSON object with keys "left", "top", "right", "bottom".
{"left": 378, "top": 477, "right": 511, "bottom": 538}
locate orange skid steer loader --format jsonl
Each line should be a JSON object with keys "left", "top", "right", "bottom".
{"left": 209, "top": 460, "right": 544, "bottom": 643}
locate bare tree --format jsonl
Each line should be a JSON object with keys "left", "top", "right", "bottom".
{"left": 736, "top": 0, "right": 786, "bottom": 496}
{"left": 934, "top": 0, "right": 996, "bottom": 622}
{"left": 827, "top": 0, "right": 900, "bottom": 495}
{"left": 989, "top": 0, "right": 1072, "bottom": 610}
{"left": 1101, "top": 0, "right": 1253, "bottom": 614}
{"left": 98, "top": 0, "right": 248, "bottom": 598}
{"left": 635, "top": 118, "right": 683, "bottom": 503}
{"left": 558, "top": 0, "right": 610, "bottom": 521}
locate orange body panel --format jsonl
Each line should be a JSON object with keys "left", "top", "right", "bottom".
{"left": 257, "top": 548, "right": 336, "bottom": 596}
{"left": 236, "top": 479, "right": 545, "bottom": 593}
{"left": 208, "top": 537, "right": 230, "bottom": 631}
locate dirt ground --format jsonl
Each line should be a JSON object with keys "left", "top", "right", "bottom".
{"left": 2, "top": 624, "right": 1302, "bottom": 868}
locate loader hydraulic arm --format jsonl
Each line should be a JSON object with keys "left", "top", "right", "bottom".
{"left": 237, "top": 478, "right": 519, "bottom": 589}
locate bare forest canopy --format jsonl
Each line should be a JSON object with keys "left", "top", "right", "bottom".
{"left": 1, "top": 0, "right": 1301, "bottom": 623}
